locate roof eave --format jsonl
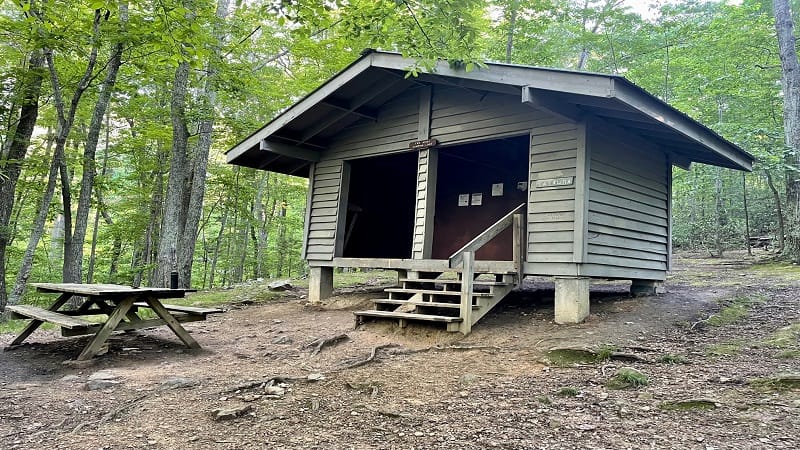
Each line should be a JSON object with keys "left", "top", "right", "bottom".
{"left": 611, "top": 80, "right": 753, "bottom": 172}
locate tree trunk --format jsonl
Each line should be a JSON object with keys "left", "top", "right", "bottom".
{"left": 45, "top": 10, "right": 101, "bottom": 283}
{"left": 155, "top": 60, "right": 191, "bottom": 288}
{"left": 774, "top": 0, "right": 800, "bottom": 261}
{"left": 713, "top": 167, "right": 724, "bottom": 258}
{"left": 158, "top": 0, "right": 229, "bottom": 288}
{"left": 0, "top": 50, "right": 44, "bottom": 312}
{"left": 742, "top": 172, "right": 752, "bottom": 255}
{"left": 253, "top": 171, "right": 270, "bottom": 278}
{"left": 9, "top": 135, "right": 58, "bottom": 304}
{"left": 63, "top": 3, "right": 127, "bottom": 283}
{"left": 209, "top": 203, "right": 228, "bottom": 288}
{"left": 765, "top": 169, "right": 786, "bottom": 253}
{"left": 505, "top": 0, "right": 518, "bottom": 64}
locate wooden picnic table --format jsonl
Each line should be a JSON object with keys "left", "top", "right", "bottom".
{"left": 5, "top": 283, "right": 222, "bottom": 361}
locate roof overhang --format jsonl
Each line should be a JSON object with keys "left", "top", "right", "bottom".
{"left": 227, "top": 51, "right": 754, "bottom": 175}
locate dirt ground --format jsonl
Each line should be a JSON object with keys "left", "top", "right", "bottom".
{"left": 1, "top": 250, "right": 798, "bottom": 449}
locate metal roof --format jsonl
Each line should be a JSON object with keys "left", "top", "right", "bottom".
{"left": 227, "top": 50, "right": 754, "bottom": 176}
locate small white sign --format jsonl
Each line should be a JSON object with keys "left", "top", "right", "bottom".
{"left": 458, "top": 194, "right": 469, "bottom": 206}
{"left": 471, "top": 193, "right": 483, "bottom": 206}
{"left": 534, "top": 176, "right": 575, "bottom": 189}
{"left": 491, "top": 183, "right": 503, "bottom": 196}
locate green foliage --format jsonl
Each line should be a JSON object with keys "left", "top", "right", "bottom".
{"left": 606, "top": 367, "right": 649, "bottom": 390}
{"left": 706, "top": 294, "right": 763, "bottom": 326}
{"left": 556, "top": 386, "right": 580, "bottom": 397}
{"left": 658, "top": 353, "right": 688, "bottom": 364}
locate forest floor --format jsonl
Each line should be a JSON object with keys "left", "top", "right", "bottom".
{"left": 1, "top": 250, "right": 799, "bottom": 449}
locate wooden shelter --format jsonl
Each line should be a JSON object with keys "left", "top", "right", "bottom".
{"left": 227, "top": 50, "right": 753, "bottom": 333}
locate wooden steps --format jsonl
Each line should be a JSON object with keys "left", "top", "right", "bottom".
{"left": 372, "top": 299, "right": 477, "bottom": 309}
{"left": 6, "top": 305, "right": 94, "bottom": 329}
{"left": 383, "top": 288, "right": 493, "bottom": 297}
{"left": 354, "top": 310, "right": 462, "bottom": 322}
{"left": 399, "top": 278, "right": 508, "bottom": 286}
{"left": 354, "top": 269, "right": 518, "bottom": 334}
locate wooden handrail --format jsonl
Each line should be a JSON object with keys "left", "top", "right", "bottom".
{"left": 448, "top": 203, "right": 526, "bottom": 269}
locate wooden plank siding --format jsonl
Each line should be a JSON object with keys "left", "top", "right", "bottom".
{"left": 304, "top": 160, "right": 345, "bottom": 261}
{"left": 429, "top": 86, "right": 560, "bottom": 145}
{"left": 526, "top": 122, "right": 580, "bottom": 265}
{"left": 584, "top": 128, "right": 670, "bottom": 275}
{"left": 323, "top": 89, "right": 421, "bottom": 161}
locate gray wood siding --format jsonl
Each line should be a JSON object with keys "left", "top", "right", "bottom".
{"left": 526, "top": 122, "right": 580, "bottom": 265}
{"left": 305, "top": 160, "right": 344, "bottom": 260}
{"left": 585, "top": 132, "right": 669, "bottom": 273}
{"left": 323, "top": 90, "right": 420, "bottom": 161}
{"left": 430, "top": 86, "right": 562, "bottom": 145}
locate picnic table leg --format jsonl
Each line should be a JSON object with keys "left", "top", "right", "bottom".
{"left": 75, "top": 297, "right": 136, "bottom": 361}
{"left": 144, "top": 297, "right": 201, "bottom": 349}
{"left": 9, "top": 293, "right": 73, "bottom": 346}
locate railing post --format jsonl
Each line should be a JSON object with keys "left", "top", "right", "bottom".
{"left": 459, "top": 251, "right": 474, "bottom": 335}
{"left": 513, "top": 213, "right": 523, "bottom": 282}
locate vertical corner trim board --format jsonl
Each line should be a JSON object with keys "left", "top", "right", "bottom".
{"left": 412, "top": 148, "right": 438, "bottom": 259}
{"left": 526, "top": 122, "right": 579, "bottom": 268}
{"left": 305, "top": 160, "right": 345, "bottom": 261}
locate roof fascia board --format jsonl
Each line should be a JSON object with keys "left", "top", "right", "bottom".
{"left": 261, "top": 140, "right": 321, "bottom": 162}
{"left": 226, "top": 55, "right": 375, "bottom": 163}
{"left": 370, "top": 53, "right": 616, "bottom": 97}
{"left": 612, "top": 80, "right": 753, "bottom": 171}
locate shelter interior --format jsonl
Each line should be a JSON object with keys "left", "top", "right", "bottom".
{"left": 432, "top": 136, "right": 529, "bottom": 260}
{"left": 343, "top": 152, "right": 417, "bottom": 258}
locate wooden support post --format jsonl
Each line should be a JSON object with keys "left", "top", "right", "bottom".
{"left": 75, "top": 297, "right": 136, "bottom": 361}
{"left": 459, "top": 251, "right": 475, "bottom": 335}
{"left": 144, "top": 296, "right": 201, "bottom": 349}
{"left": 309, "top": 266, "right": 333, "bottom": 304}
{"left": 513, "top": 213, "right": 523, "bottom": 282}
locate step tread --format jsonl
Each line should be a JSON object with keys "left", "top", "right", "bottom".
{"left": 399, "top": 278, "right": 511, "bottom": 286}
{"left": 354, "top": 310, "right": 462, "bottom": 322}
{"left": 384, "top": 288, "right": 493, "bottom": 297}
{"left": 372, "top": 299, "right": 478, "bottom": 309}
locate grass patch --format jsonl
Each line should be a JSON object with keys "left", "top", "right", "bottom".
{"left": 556, "top": 387, "right": 580, "bottom": 397}
{"left": 606, "top": 368, "right": 648, "bottom": 390}
{"left": 763, "top": 323, "right": 800, "bottom": 349}
{"left": 658, "top": 353, "right": 688, "bottom": 364}
{"left": 777, "top": 349, "right": 800, "bottom": 359}
{"left": 749, "top": 262, "right": 800, "bottom": 276}
{"left": 706, "top": 294, "right": 765, "bottom": 327}
{"left": 750, "top": 374, "right": 800, "bottom": 392}
{"left": 537, "top": 395, "right": 552, "bottom": 405}
{"left": 705, "top": 342, "right": 742, "bottom": 356}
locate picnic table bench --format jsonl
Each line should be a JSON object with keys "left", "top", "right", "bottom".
{"left": 5, "top": 283, "right": 222, "bottom": 361}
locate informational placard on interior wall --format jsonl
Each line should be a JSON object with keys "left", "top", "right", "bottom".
{"left": 471, "top": 193, "right": 483, "bottom": 206}
{"left": 491, "top": 183, "right": 503, "bottom": 196}
{"left": 458, "top": 194, "right": 469, "bottom": 206}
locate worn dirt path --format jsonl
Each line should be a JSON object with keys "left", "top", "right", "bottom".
{"left": 1, "top": 251, "right": 798, "bottom": 449}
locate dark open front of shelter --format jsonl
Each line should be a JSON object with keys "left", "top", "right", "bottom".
{"left": 227, "top": 51, "right": 754, "bottom": 334}
{"left": 343, "top": 152, "right": 417, "bottom": 259}
{"left": 432, "top": 136, "right": 529, "bottom": 261}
